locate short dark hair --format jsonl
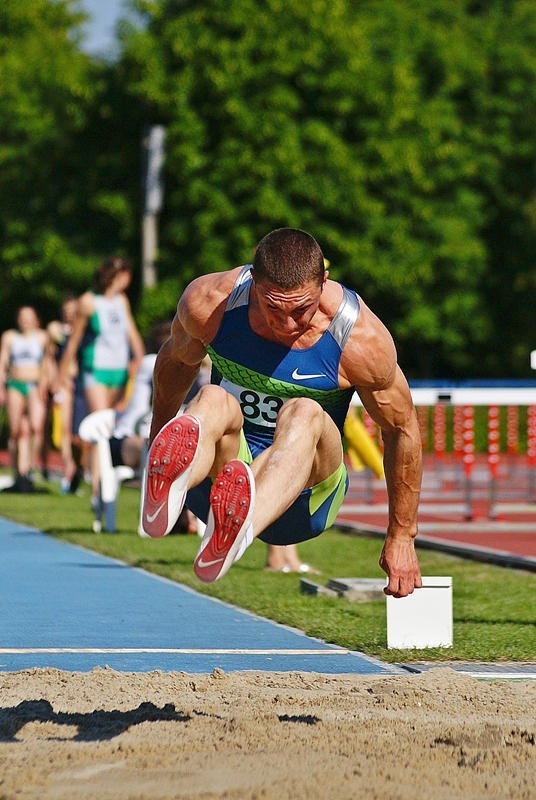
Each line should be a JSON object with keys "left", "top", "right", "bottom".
{"left": 94, "top": 255, "right": 132, "bottom": 293}
{"left": 252, "top": 228, "right": 325, "bottom": 288}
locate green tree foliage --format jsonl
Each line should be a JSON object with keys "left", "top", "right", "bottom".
{"left": 1, "top": 1, "right": 536, "bottom": 375}
{"left": 0, "top": 0, "right": 141, "bottom": 325}
{"left": 119, "top": 0, "right": 536, "bottom": 376}
{"left": 0, "top": 0, "right": 95, "bottom": 321}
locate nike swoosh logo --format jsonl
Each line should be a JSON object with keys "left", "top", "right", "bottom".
{"left": 145, "top": 502, "right": 166, "bottom": 523}
{"left": 196, "top": 555, "right": 224, "bottom": 568}
{"left": 291, "top": 368, "right": 327, "bottom": 381}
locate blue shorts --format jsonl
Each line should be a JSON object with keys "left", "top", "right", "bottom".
{"left": 186, "top": 431, "right": 348, "bottom": 545}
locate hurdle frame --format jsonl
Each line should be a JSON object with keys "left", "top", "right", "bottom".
{"left": 351, "top": 384, "right": 536, "bottom": 517}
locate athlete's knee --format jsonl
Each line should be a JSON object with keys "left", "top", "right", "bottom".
{"left": 277, "top": 397, "right": 325, "bottom": 433}
{"left": 191, "top": 384, "right": 242, "bottom": 420}
{"left": 195, "top": 383, "right": 232, "bottom": 406}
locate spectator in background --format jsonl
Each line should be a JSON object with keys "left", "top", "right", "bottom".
{"left": 80, "top": 323, "right": 209, "bottom": 534}
{"left": 111, "top": 337, "right": 210, "bottom": 534}
{"left": 265, "top": 544, "right": 319, "bottom": 574}
{"left": 58, "top": 255, "right": 145, "bottom": 500}
{"left": 109, "top": 320, "right": 173, "bottom": 469}
{"left": 47, "top": 295, "right": 88, "bottom": 493}
{"left": 0, "top": 306, "right": 52, "bottom": 492}
{"left": 59, "top": 256, "right": 144, "bottom": 412}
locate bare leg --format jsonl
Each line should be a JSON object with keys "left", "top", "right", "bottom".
{"left": 248, "top": 398, "right": 343, "bottom": 537}
{"left": 59, "top": 388, "right": 77, "bottom": 482}
{"left": 27, "top": 387, "right": 47, "bottom": 474}
{"left": 6, "top": 389, "right": 27, "bottom": 477}
{"left": 17, "top": 424, "right": 32, "bottom": 476}
{"left": 184, "top": 392, "right": 342, "bottom": 539}
{"left": 192, "top": 396, "right": 340, "bottom": 583}
{"left": 119, "top": 435, "right": 145, "bottom": 470}
{"left": 84, "top": 384, "right": 123, "bottom": 498}
{"left": 266, "top": 544, "right": 288, "bottom": 570}
{"left": 280, "top": 544, "right": 304, "bottom": 570}
{"left": 182, "top": 384, "right": 244, "bottom": 484}
{"left": 266, "top": 544, "right": 319, "bottom": 573}
{"left": 266, "top": 544, "right": 304, "bottom": 571}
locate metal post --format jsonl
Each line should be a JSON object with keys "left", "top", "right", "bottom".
{"left": 462, "top": 406, "right": 475, "bottom": 520}
{"left": 433, "top": 402, "right": 447, "bottom": 485}
{"left": 487, "top": 405, "right": 500, "bottom": 519}
{"left": 528, "top": 406, "right": 536, "bottom": 503}
{"left": 142, "top": 213, "right": 158, "bottom": 289}
{"left": 141, "top": 125, "right": 166, "bottom": 289}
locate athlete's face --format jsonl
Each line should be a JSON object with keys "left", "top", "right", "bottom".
{"left": 253, "top": 277, "right": 325, "bottom": 338}
{"left": 17, "top": 307, "right": 39, "bottom": 332}
{"left": 114, "top": 269, "right": 132, "bottom": 292}
{"left": 62, "top": 299, "right": 78, "bottom": 325}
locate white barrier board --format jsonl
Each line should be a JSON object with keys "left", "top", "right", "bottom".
{"left": 386, "top": 576, "right": 453, "bottom": 649}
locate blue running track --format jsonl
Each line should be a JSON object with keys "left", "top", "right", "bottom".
{"left": 0, "top": 518, "right": 398, "bottom": 675}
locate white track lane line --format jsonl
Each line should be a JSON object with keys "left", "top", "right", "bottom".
{"left": 0, "top": 648, "right": 352, "bottom": 655}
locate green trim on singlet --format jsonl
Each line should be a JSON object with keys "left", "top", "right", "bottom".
{"left": 206, "top": 346, "right": 352, "bottom": 410}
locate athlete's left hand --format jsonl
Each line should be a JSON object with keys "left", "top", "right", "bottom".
{"left": 379, "top": 535, "right": 422, "bottom": 598}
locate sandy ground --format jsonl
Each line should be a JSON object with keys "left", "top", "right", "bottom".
{"left": 0, "top": 667, "right": 534, "bottom": 800}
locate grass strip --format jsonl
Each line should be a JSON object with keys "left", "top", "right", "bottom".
{"left": 1, "top": 478, "right": 535, "bottom": 663}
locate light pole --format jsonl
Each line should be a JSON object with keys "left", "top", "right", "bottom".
{"left": 141, "top": 125, "right": 166, "bottom": 289}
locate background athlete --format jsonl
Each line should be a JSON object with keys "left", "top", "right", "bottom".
{"left": 59, "top": 255, "right": 144, "bottom": 504}
{"left": 0, "top": 305, "right": 52, "bottom": 491}
{"left": 140, "top": 228, "right": 423, "bottom": 597}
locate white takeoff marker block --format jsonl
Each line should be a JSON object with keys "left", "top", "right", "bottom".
{"left": 386, "top": 576, "right": 453, "bottom": 649}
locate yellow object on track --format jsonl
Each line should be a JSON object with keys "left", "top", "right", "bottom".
{"left": 344, "top": 411, "right": 384, "bottom": 478}
{"left": 51, "top": 403, "right": 63, "bottom": 450}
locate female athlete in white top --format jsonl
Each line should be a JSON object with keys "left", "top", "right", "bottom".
{"left": 0, "top": 306, "right": 52, "bottom": 488}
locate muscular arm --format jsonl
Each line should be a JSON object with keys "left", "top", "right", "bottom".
{"left": 359, "top": 367, "right": 422, "bottom": 537}
{"left": 149, "top": 333, "right": 204, "bottom": 442}
{"left": 357, "top": 368, "right": 423, "bottom": 596}
{"left": 148, "top": 273, "right": 230, "bottom": 443}
{"left": 38, "top": 330, "right": 54, "bottom": 400}
{"left": 0, "top": 331, "right": 14, "bottom": 404}
{"left": 343, "top": 300, "right": 422, "bottom": 597}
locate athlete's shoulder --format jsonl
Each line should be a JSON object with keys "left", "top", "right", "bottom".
{"left": 47, "top": 320, "right": 62, "bottom": 340}
{"left": 0, "top": 329, "right": 16, "bottom": 352}
{"left": 340, "top": 296, "right": 397, "bottom": 391}
{"left": 180, "top": 267, "right": 245, "bottom": 342}
{"left": 184, "top": 267, "right": 245, "bottom": 303}
{"left": 78, "top": 291, "right": 96, "bottom": 316}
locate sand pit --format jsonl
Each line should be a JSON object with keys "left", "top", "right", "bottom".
{"left": 0, "top": 667, "right": 534, "bottom": 799}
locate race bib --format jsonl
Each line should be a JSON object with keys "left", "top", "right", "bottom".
{"left": 220, "top": 379, "right": 284, "bottom": 428}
